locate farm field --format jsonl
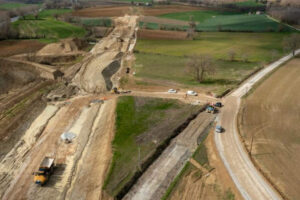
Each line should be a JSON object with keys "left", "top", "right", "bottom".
{"left": 72, "top": 5, "right": 203, "bottom": 17}
{"left": 0, "top": 2, "right": 36, "bottom": 10}
{"left": 159, "top": 10, "right": 294, "bottom": 32}
{"left": 0, "top": 40, "right": 45, "bottom": 57}
{"left": 12, "top": 18, "right": 86, "bottom": 41}
{"left": 37, "top": 9, "right": 72, "bottom": 18}
{"left": 103, "top": 96, "right": 201, "bottom": 197}
{"left": 238, "top": 57, "right": 300, "bottom": 200}
{"left": 132, "top": 32, "right": 288, "bottom": 95}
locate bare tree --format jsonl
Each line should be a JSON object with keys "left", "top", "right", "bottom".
{"left": 283, "top": 34, "right": 300, "bottom": 56}
{"left": 228, "top": 49, "right": 237, "bottom": 61}
{"left": 185, "top": 54, "right": 215, "bottom": 83}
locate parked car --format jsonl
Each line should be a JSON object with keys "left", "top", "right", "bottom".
{"left": 215, "top": 125, "right": 224, "bottom": 133}
{"left": 168, "top": 89, "right": 177, "bottom": 93}
{"left": 186, "top": 90, "right": 197, "bottom": 96}
{"left": 214, "top": 102, "right": 223, "bottom": 107}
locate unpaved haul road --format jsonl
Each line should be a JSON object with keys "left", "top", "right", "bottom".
{"left": 215, "top": 49, "right": 300, "bottom": 200}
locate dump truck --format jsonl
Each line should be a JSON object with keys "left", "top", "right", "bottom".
{"left": 33, "top": 157, "right": 54, "bottom": 186}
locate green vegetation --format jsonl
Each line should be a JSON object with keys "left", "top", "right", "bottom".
{"left": 161, "top": 162, "right": 192, "bottom": 200}
{"left": 193, "top": 143, "right": 209, "bottom": 167}
{"left": 104, "top": 96, "right": 199, "bottom": 196}
{"left": 38, "top": 9, "right": 71, "bottom": 18}
{"left": 159, "top": 10, "right": 295, "bottom": 32}
{"left": 134, "top": 32, "right": 287, "bottom": 94}
{"left": 0, "top": 2, "right": 35, "bottom": 10}
{"left": 234, "top": 0, "right": 264, "bottom": 8}
{"left": 79, "top": 18, "right": 112, "bottom": 27}
{"left": 12, "top": 18, "right": 86, "bottom": 40}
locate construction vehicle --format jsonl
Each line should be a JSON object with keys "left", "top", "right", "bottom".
{"left": 110, "top": 87, "right": 131, "bottom": 94}
{"left": 33, "top": 157, "right": 55, "bottom": 186}
{"left": 110, "top": 87, "right": 120, "bottom": 94}
{"left": 206, "top": 105, "right": 217, "bottom": 114}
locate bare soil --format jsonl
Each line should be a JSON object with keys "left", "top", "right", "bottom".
{"left": 0, "top": 40, "right": 45, "bottom": 57}
{"left": 239, "top": 58, "right": 300, "bottom": 200}
{"left": 138, "top": 29, "right": 187, "bottom": 40}
{"left": 169, "top": 128, "right": 242, "bottom": 200}
{"left": 72, "top": 5, "right": 204, "bottom": 18}
{"left": 139, "top": 16, "right": 189, "bottom": 26}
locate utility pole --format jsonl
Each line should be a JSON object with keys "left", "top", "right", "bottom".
{"left": 249, "top": 132, "right": 254, "bottom": 156}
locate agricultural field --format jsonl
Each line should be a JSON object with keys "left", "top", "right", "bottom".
{"left": 72, "top": 5, "right": 203, "bottom": 18}
{"left": 132, "top": 32, "right": 289, "bottom": 95}
{"left": 12, "top": 18, "right": 86, "bottom": 41}
{"left": 0, "top": 40, "right": 45, "bottom": 57}
{"left": 159, "top": 10, "right": 294, "bottom": 32}
{"left": 0, "top": 2, "right": 36, "bottom": 10}
{"left": 103, "top": 96, "right": 201, "bottom": 197}
{"left": 238, "top": 57, "right": 300, "bottom": 200}
{"left": 37, "top": 9, "right": 72, "bottom": 18}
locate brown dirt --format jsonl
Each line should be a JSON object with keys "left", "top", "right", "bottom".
{"left": 72, "top": 5, "right": 204, "bottom": 18}
{"left": 169, "top": 129, "right": 242, "bottom": 200}
{"left": 0, "top": 40, "right": 45, "bottom": 57}
{"left": 140, "top": 16, "right": 189, "bottom": 26}
{"left": 239, "top": 58, "right": 300, "bottom": 200}
{"left": 138, "top": 29, "right": 187, "bottom": 40}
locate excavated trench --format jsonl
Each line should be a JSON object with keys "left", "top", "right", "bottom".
{"left": 116, "top": 105, "right": 208, "bottom": 200}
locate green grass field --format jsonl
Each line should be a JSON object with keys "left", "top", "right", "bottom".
{"left": 38, "top": 9, "right": 72, "bottom": 18}
{"left": 133, "top": 32, "right": 289, "bottom": 94}
{"left": 0, "top": 2, "right": 35, "bottom": 10}
{"left": 159, "top": 10, "right": 295, "bottom": 32}
{"left": 79, "top": 17, "right": 112, "bottom": 27}
{"left": 104, "top": 96, "right": 199, "bottom": 196}
{"left": 234, "top": 0, "right": 264, "bottom": 8}
{"left": 13, "top": 18, "right": 86, "bottom": 40}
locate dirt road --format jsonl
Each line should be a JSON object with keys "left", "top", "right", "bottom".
{"left": 215, "top": 50, "right": 300, "bottom": 200}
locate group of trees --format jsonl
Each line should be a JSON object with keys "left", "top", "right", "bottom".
{"left": 267, "top": 5, "right": 300, "bottom": 25}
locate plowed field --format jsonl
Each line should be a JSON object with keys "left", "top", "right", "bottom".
{"left": 239, "top": 57, "right": 300, "bottom": 200}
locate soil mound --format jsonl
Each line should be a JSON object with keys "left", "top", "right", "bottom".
{"left": 37, "top": 39, "right": 82, "bottom": 56}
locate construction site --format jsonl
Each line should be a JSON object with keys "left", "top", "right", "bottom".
{"left": 0, "top": 1, "right": 300, "bottom": 200}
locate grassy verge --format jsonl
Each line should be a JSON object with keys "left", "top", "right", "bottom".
{"left": 103, "top": 96, "right": 200, "bottom": 197}
{"left": 161, "top": 162, "right": 192, "bottom": 200}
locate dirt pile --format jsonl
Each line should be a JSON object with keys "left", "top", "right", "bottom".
{"left": 37, "top": 38, "right": 86, "bottom": 56}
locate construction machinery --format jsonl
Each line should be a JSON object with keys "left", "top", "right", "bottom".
{"left": 33, "top": 157, "right": 55, "bottom": 186}
{"left": 206, "top": 105, "right": 217, "bottom": 114}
